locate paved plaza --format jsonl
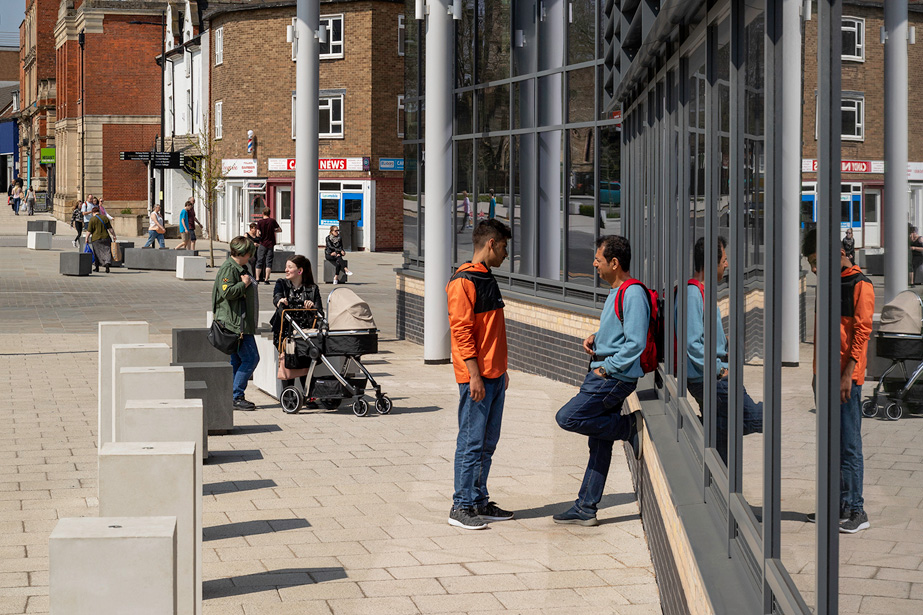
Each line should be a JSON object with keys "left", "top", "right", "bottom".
{"left": 0, "top": 209, "right": 660, "bottom": 614}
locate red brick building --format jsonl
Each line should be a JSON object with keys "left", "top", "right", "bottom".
{"left": 206, "top": 0, "right": 405, "bottom": 250}
{"left": 51, "top": 0, "right": 165, "bottom": 217}
{"left": 18, "top": 0, "right": 58, "bottom": 196}
{"left": 801, "top": 1, "right": 923, "bottom": 249}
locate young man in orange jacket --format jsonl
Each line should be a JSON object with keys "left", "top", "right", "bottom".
{"left": 446, "top": 219, "right": 513, "bottom": 530}
{"left": 802, "top": 229, "right": 874, "bottom": 533}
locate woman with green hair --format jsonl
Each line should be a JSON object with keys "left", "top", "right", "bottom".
{"left": 212, "top": 236, "right": 260, "bottom": 409}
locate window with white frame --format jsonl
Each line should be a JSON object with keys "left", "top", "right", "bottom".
{"left": 291, "top": 93, "right": 296, "bottom": 139}
{"left": 842, "top": 17, "right": 864, "bottom": 62}
{"left": 215, "top": 101, "right": 223, "bottom": 139}
{"left": 291, "top": 18, "right": 297, "bottom": 61}
{"left": 319, "top": 95, "right": 344, "bottom": 138}
{"left": 398, "top": 15, "right": 405, "bottom": 56}
{"left": 397, "top": 95, "right": 405, "bottom": 138}
{"left": 215, "top": 27, "right": 223, "bottom": 65}
{"left": 319, "top": 15, "right": 344, "bottom": 59}
{"left": 841, "top": 95, "right": 864, "bottom": 141}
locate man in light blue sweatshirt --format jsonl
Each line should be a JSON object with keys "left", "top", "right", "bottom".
{"left": 683, "top": 236, "right": 762, "bottom": 465}
{"left": 553, "top": 235, "right": 647, "bottom": 526}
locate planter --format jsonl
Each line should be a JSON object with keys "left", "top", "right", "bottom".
{"left": 111, "top": 214, "right": 145, "bottom": 237}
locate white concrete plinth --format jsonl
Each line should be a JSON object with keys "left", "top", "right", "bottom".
{"left": 99, "top": 442, "right": 199, "bottom": 615}
{"left": 50, "top": 516, "right": 177, "bottom": 615}
{"left": 27, "top": 230, "right": 52, "bottom": 250}
{"left": 98, "top": 322, "right": 149, "bottom": 450}
{"left": 114, "top": 366, "right": 186, "bottom": 445}
{"left": 176, "top": 256, "right": 207, "bottom": 280}
{"left": 104, "top": 343, "right": 172, "bottom": 448}
{"left": 118, "top": 399, "right": 206, "bottom": 470}
{"left": 253, "top": 333, "right": 282, "bottom": 400}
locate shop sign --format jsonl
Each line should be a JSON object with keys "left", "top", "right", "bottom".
{"left": 319, "top": 157, "right": 365, "bottom": 171}
{"left": 222, "top": 158, "right": 258, "bottom": 177}
{"left": 268, "top": 158, "right": 297, "bottom": 171}
{"left": 378, "top": 158, "right": 404, "bottom": 171}
{"left": 801, "top": 159, "right": 886, "bottom": 174}
{"left": 40, "top": 147, "right": 55, "bottom": 164}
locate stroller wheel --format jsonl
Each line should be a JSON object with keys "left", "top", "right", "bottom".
{"left": 861, "top": 399, "right": 878, "bottom": 419}
{"left": 375, "top": 396, "right": 393, "bottom": 415}
{"left": 352, "top": 398, "right": 369, "bottom": 416}
{"left": 885, "top": 402, "right": 904, "bottom": 421}
{"left": 280, "top": 386, "right": 303, "bottom": 414}
{"left": 320, "top": 399, "right": 340, "bottom": 410}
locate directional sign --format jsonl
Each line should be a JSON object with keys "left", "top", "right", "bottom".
{"left": 152, "top": 152, "right": 186, "bottom": 169}
{"left": 120, "top": 151, "right": 152, "bottom": 162}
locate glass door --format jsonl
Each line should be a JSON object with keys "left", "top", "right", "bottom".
{"left": 863, "top": 188, "right": 881, "bottom": 248}
{"left": 275, "top": 185, "right": 292, "bottom": 243}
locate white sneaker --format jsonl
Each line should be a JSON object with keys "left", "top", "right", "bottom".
{"left": 346, "top": 270, "right": 354, "bottom": 276}
{"left": 333, "top": 278, "right": 338, "bottom": 284}
{"left": 72, "top": 239, "right": 77, "bottom": 247}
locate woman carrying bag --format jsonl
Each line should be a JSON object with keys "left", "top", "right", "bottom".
{"left": 212, "top": 236, "right": 260, "bottom": 410}
{"left": 271, "top": 255, "right": 324, "bottom": 393}
{"left": 85, "top": 205, "right": 117, "bottom": 273}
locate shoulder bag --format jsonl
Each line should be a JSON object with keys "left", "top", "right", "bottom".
{"left": 208, "top": 286, "right": 248, "bottom": 355}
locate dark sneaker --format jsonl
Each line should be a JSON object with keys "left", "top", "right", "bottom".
{"left": 448, "top": 506, "right": 487, "bottom": 530}
{"left": 839, "top": 510, "right": 870, "bottom": 534}
{"left": 552, "top": 505, "right": 599, "bottom": 527}
{"left": 233, "top": 398, "right": 256, "bottom": 410}
{"left": 806, "top": 506, "right": 849, "bottom": 524}
{"left": 477, "top": 501, "right": 514, "bottom": 521}
{"left": 627, "top": 412, "right": 643, "bottom": 460}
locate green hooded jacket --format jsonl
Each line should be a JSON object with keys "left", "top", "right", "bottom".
{"left": 212, "top": 257, "right": 257, "bottom": 334}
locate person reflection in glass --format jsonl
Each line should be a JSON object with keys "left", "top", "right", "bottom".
{"left": 682, "top": 236, "right": 763, "bottom": 465}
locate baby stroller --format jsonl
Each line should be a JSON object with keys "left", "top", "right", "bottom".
{"left": 278, "top": 287, "right": 392, "bottom": 416}
{"left": 864, "top": 290, "right": 923, "bottom": 421}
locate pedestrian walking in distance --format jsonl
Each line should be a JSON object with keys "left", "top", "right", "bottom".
{"left": 446, "top": 219, "right": 514, "bottom": 530}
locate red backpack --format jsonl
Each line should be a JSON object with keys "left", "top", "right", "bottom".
{"left": 613, "top": 279, "right": 661, "bottom": 374}
{"left": 672, "top": 279, "right": 705, "bottom": 370}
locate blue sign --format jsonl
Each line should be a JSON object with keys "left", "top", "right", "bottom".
{"left": 378, "top": 158, "right": 404, "bottom": 171}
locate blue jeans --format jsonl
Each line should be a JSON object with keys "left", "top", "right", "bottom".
{"left": 143, "top": 230, "right": 165, "bottom": 248}
{"left": 453, "top": 375, "right": 506, "bottom": 509}
{"left": 687, "top": 378, "right": 763, "bottom": 465}
{"left": 556, "top": 372, "right": 637, "bottom": 515}
{"left": 841, "top": 382, "right": 864, "bottom": 514}
{"left": 12, "top": 198, "right": 20, "bottom": 214}
{"left": 230, "top": 335, "right": 260, "bottom": 400}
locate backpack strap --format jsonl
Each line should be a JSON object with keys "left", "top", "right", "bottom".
{"left": 688, "top": 278, "right": 705, "bottom": 301}
{"left": 615, "top": 279, "right": 650, "bottom": 323}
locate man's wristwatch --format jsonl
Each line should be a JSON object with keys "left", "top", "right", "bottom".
{"left": 595, "top": 366, "right": 608, "bottom": 378}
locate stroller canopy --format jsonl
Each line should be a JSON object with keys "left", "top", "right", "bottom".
{"left": 880, "top": 290, "right": 923, "bottom": 335}
{"left": 326, "top": 288, "right": 377, "bottom": 330}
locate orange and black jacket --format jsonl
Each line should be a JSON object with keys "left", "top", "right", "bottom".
{"left": 446, "top": 262, "right": 508, "bottom": 384}
{"left": 813, "top": 265, "right": 874, "bottom": 386}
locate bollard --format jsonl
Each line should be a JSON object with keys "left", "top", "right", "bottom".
{"left": 113, "top": 365, "right": 185, "bottom": 445}
{"left": 27, "top": 230, "right": 52, "bottom": 250}
{"left": 104, "top": 343, "right": 172, "bottom": 448}
{"left": 176, "top": 256, "right": 208, "bottom": 280}
{"left": 99, "top": 442, "right": 199, "bottom": 615}
{"left": 98, "top": 322, "right": 149, "bottom": 449}
{"left": 50, "top": 516, "right": 177, "bottom": 615}
{"left": 117, "top": 398, "right": 205, "bottom": 472}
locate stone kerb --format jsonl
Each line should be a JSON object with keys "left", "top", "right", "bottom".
{"left": 50, "top": 516, "right": 178, "bottom": 615}
{"left": 114, "top": 366, "right": 186, "bottom": 445}
{"left": 98, "top": 322, "right": 149, "bottom": 449}
{"left": 176, "top": 256, "right": 207, "bottom": 280}
{"left": 27, "top": 230, "right": 52, "bottom": 250}
{"left": 106, "top": 344, "right": 172, "bottom": 449}
{"left": 98, "top": 442, "right": 200, "bottom": 615}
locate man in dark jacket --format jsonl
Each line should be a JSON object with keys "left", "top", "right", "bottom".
{"left": 213, "top": 236, "right": 259, "bottom": 409}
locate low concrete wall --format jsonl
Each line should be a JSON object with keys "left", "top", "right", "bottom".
{"left": 111, "top": 215, "right": 145, "bottom": 237}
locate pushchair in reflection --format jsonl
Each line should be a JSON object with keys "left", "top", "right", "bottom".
{"left": 278, "top": 287, "right": 391, "bottom": 416}
{"left": 864, "top": 290, "right": 923, "bottom": 421}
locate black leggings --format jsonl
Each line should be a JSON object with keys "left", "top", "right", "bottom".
{"left": 326, "top": 253, "right": 346, "bottom": 274}
{"left": 73, "top": 221, "right": 83, "bottom": 242}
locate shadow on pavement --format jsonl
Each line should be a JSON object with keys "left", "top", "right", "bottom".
{"left": 203, "top": 479, "right": 278, "bottom": 495}
{"left": 232, "top": 424, "right": 283, "bottom": 435}
{"left": 207, "top": 449, "right": 264, "bottom": 463}
{"left": 515, "top": 492, "right": 638, "bottom": 520}
{"left": 203, "top": 567, "right": 345, "bottom": 598}
{"left": 203, "top": 518, "right": 311, "bottom": 542}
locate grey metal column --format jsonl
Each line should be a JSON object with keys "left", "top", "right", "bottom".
{"left": 294, "top": 0, "right": 319, "bottom": 264}
{"left": 816, "top": 1, "right": 842, "bottom": 612}
{"left": 423, "top": 0, "right": 453, "bottom": 362}
{"left": 537, "top": 0, "right": 564, "bottom": 280}
{"left": 884, "top": 0, "right": 909, "bottom": 303}
{"left": 513, "top": 1, "right": 536, "bottom": 275}
{"left": 781, "top": 0, "right": 803, "bottom": 365}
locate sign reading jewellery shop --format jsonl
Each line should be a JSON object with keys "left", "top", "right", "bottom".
{"left": 222, "top": 159, "right": 258, "bottom": 177}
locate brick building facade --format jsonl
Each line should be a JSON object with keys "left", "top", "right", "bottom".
{"left": 207, "top": 0, "right": 404, "bottom": 250}
{"left": 51, "top": 0, "right": 164, "bottom": 218}
{"left": 18, "top": 0, "right": 58, "bottom": 196}
{"left": 801, "top": 1, "right": 923, "bottom": 249}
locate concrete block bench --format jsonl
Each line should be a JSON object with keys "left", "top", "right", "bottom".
{"left": 99, "top": 442, "right": 200, "bottom": 615}
{"left": 174, "top": 362, "right": 234, "bottom": 435}
{"left": 27, "top": 230, "right": 52, "bottom": 250}
{"left": 271, "top": 249, "right": 294, "bottom": 272}
{"left": 323, "top": 258, "right": 348, "bottom": 284}
{"left": 118, "top": 397, "right": 206, "bottom": 465}
{"left": 124, "top": 247, "right": 197, "bottom": 271}
{"left": 50, "top": 516, "right": 177, "bottom": 615}
{"left": 27, "top": 219, "right": 56, "bottom": 234}
{"left": 60, "top": 252, "right": 92, "bottom": 276}
{"left": 172, "top": 328, "right": 234, "bottom": 363}
{"left": 176, "top": 256, "right": 208, "bottom": 280}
